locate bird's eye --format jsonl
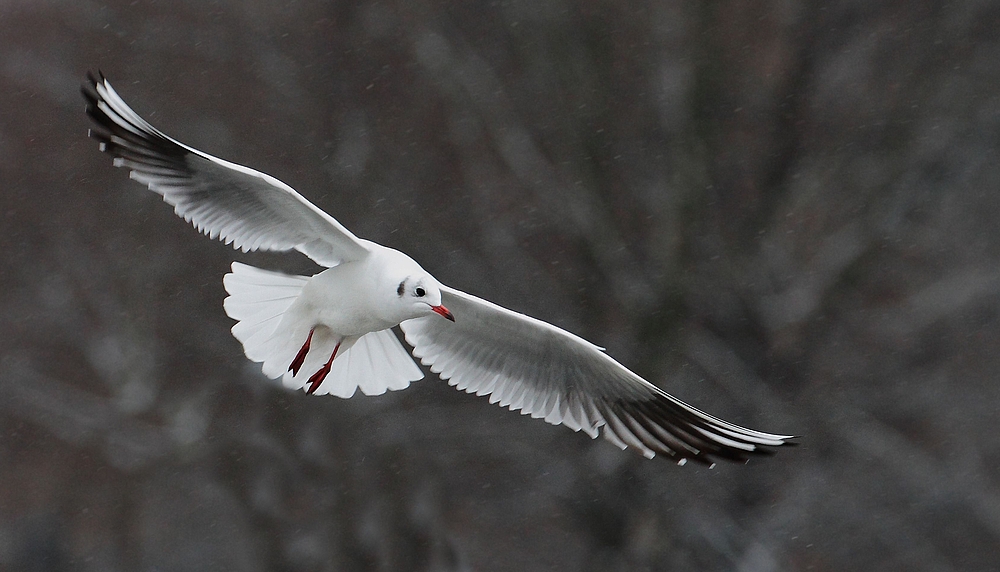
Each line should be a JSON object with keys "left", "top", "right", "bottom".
{"left": 415, "top": 287, "right": 426, "bottom": 297}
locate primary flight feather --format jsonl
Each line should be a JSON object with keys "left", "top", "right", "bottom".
{"left": 83, "top": 71, "right": 794, "bottom": 465}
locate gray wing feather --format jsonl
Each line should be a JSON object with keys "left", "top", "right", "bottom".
{"left": 82, "top": 72, "right": 369, "bottom": 267}
{"left": 401, "top": 286, "right": 795, "bottom": 465}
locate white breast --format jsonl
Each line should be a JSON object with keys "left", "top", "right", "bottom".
{"left": 298, "top": 262, "right": 398, "bottom": 337}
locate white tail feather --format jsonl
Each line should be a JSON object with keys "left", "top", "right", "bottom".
{"left": 281, "top": 328, "right": 423, "bottom": 397}
{"left": 223, "top": 262, "right": 423, "bottom": 397}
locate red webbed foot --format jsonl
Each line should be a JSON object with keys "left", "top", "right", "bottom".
{"left": 289, "top": 328, "right": 315, "bottom": 375}
{"left": 306, "top": 341, "right": 341, "bottom": 395}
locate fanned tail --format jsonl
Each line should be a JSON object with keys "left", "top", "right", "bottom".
{"left": 295, "top": 328, "right": 424, "bottom": 398}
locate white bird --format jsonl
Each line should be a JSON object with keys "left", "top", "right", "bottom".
{"left": 83, "top": 72, "right": 795, "bottom": 465}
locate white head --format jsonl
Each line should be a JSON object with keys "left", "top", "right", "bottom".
{"left": 377, "top": 249, "right": 454, "bottom": 323}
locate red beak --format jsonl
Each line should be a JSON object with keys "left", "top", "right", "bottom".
{"left": 431, "top": 305, "right": 455, "bottom": 322}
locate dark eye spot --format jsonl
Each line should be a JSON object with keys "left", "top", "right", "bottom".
{"left": 415, "top": 287, "right": 426, "bottom": 297}
{"left": 397, "top": 281, "right": 405, "bottom": 296}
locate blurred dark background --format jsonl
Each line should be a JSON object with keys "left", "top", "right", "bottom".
{"left": 3, "top": 1, "right": 999, "bottom": 570}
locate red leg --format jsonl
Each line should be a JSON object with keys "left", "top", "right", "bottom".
{"left": 306, "top": 340, "right": 341, "bottom": 395}
{"left": 288, "top": 328, "right": 315, "bottom": 375}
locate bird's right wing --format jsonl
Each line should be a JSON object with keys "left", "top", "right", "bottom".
{"left": 82, "top": 72, "right": 370, "bottom": 267}
{"left": 401, "top": 286, "right": 795, "bottom": 465}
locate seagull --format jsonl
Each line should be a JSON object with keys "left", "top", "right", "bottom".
{"left": 82, "top": 71, "right": 795, "bottom": 465}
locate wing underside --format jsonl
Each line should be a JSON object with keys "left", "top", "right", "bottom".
{"left": 82, "top": 71, "right": 369, "bottom": 267}
{"left": 403, "top": 287, "right": 794, "bottom": 465}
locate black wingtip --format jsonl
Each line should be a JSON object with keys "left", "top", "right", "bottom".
{"left": 600, "top": 394, "right": 800, "bottom": 466}
{"left": 81, "top": 69, "right": 190, "bottom": 171}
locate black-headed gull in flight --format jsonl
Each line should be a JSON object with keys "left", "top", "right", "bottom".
{"left": 82, "top": 72, "right": 794, "bottom": 465}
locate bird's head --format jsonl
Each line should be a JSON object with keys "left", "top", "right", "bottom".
{"left": 377, "top": 249, "right": 454, "bottom": 323}
{"left": 394, "top": 274, "right": 454, "bottom": 322}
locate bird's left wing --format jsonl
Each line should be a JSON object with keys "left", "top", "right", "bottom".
{"left": 401, "top": 287, "right": 795, "bottom": 465}
{"left": 82, "top": 72, "right": 370, "bottom": 267}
